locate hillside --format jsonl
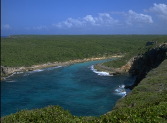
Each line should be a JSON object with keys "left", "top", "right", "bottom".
{"left": 1, "top": 35, "right": 167, "bottom": 122}
{"left": 1, "top": 59, "right": 167, "bottom": 123}
{"left": 2, "top": 35, "right": 167, "bottom": 67}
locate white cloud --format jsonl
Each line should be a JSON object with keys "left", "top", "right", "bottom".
{"left": 55, "top": 10, "right": 154, "bottom": 29}
{"left": 2, "top": 24, "right": 12, "bottom": 30}
{"left": 148, "top": 3, "right": 167, "bottom": 20}
{"left": 126, "top": 10, "right": 153, "bottom": 25}
{"left": 19, "top": 3, "right": 166, "bottom": 34}
{"left": 84, "top": 15, "right": 96, "bottom": 24}
{"left": 96, "top": 13, "right": 118, "bottom": 25}
{"left": 55, "top": 13, "right": 118, "bottom": 28}
{"left": 55, "top": 18, "right": 83, "bottom": 28}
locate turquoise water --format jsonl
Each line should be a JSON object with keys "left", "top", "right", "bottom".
{"left": 1, "top": 59, "right": 135, "bottom": 117}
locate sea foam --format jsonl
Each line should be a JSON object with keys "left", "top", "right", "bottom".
{"left": 6, "top": 80, "right": 16, "bottom": 83}
{"left": 24, "top": 66, "right": 62, "bottom": 76}
{"left": 115, "top": 85, "right": 126, "bottom": 97}
{"left": 44, "top": 66, "right": 62, "bottom": 71}
{"left": 28, "top": 69, "right": 44, "bottom": 74}
{"left": 90, "top": 65, "right": 112, "bottom": 76}
{"left": 5, "top": 72, "right": 16, "bottom": 79}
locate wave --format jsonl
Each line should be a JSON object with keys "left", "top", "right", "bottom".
{"left": 5, "top": 72, "right": 16, "bottom": 79}
{"left": 29, "top": 66, "right": 62, "bottom": 73}
{"left": 44, "top": 66, "right": 62, "bottom": 71}
{"left": 115, "top": 85, "right": 126, "bottom": 97}
{"left": 24, "top": 66, "right": 62, "bottom": 76}
{"left": 6, "top": 80, "right": 16, "bottom": 83}
{"left": 23, "top": 69, "right": 45, "bottom": 76}
{"left": 15, "top": 71, "right": 24, "bottom": 74}
{"left": 90, "top": 65, "right": 112, "bottom": 76}
{"left": 4, "top": 71, "right": 24, "bottom": 82}
{"left": 28, "top": 69, "right": 44, "bottom": 74}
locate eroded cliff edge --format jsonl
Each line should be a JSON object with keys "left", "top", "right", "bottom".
{"left": 105, "top": 59, "right": 167, "bottom": 122}
{"left": 96, "top": 43, "right": 167, "bottom": 89}
{"left": 124, "top": 43, "right": 167, "bottom": 89}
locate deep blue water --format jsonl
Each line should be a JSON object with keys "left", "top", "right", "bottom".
{"left": 1, "top": 59, "right": 135, "bottom": 117}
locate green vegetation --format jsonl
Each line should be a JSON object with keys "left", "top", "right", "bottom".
{"left": 2, "top": 35, "right": 167, "bottom": 67}
{"left": 1, "top": 60, "right": 167, "bottom": 122}
{"left": 1, "top": 35, "right": 167, "bottom": 122}
{"left": 103, "top": 36, "right": 167, "bottom": 68}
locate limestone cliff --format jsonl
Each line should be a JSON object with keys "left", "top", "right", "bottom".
{"left": 124, "top": 43, "right": 167, "bottom": 89}
{"left": 1, "top": 66, "right": 27, "bottom": 78}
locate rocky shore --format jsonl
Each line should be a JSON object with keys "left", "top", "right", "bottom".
{"left": 1, "top": 55, "right": 122, "bottom": 81}
{"left": 94, "top": 56, "right": 134, "bottom": 75}
{"left": 127, "top": 43, "right": 167, "bottom": 89}
{"left": 95, "top": 43, "right": 167, "bottom": 89}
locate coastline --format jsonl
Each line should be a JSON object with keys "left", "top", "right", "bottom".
{"left": 94, "top": 63, "right": 125, "bottom": 75}
{"left": 1, "top": 55, "right": 123, "bottom": 81}
{"left": 94, "top": 58, "right": 131, "bottom": 76}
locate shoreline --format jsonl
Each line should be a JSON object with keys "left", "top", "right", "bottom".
{"left": 1, "top": 55, "right": 123, "bottom": 81}
{"left": 94, "top": 61, "right": 129, "bottom": 76}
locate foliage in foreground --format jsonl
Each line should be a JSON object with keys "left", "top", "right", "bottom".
{"left": 2, "top": 103, "right": 167, "bottom": 123}
{"left": 2, "top": 35, "right": 167, "bottom": 67}
{"left": 2, "top": 60, "right": 167, "bottom": 123}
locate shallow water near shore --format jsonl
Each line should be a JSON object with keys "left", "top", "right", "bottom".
{"left": 1, "top": 59, "right": 135, "bottom": 117}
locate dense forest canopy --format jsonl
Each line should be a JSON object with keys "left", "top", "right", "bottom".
{"left": 1, "top": 35, "right": 167, "bottom": 67}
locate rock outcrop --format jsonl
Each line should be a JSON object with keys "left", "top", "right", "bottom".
{"left": 119, "top": 57, "right": 135, "bottom": 72}
{"left": 125, "top": 43, "right": 167, "bottom": 89}
{"left": 88, "top": 43, "right": 167, "bottom": 85}
{"left": 1, "top": 66, "right": 27, "bottom": 78}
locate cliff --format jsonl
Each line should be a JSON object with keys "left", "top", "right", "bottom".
{"left": 109, "top": 59, "right": 167, "bottom": 122}
{"left": 124, "top": 43, "right": 167, "bottom": 89}
{"left": 94, "top": 43, "right": 167, "bottom": 89}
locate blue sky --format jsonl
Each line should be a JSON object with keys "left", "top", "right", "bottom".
{"left": 1, "top": 0, "right": 167, "bottom": 36}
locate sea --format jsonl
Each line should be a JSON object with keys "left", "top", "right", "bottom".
{"left": 1, "top": 59, "right": 135, "bottom": 117}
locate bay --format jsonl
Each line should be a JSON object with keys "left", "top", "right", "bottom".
{"left": 1, "top": 59, "right": 135, "bottom": 117}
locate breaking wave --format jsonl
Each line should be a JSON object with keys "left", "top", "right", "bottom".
{"left": 24, "top": 66, "right": 62, "bottom": 76}
{"left": 90, "top": 65, "right": 112, "bottom": 76}
{"left": 28, "top": 69, "right": 44, "bottom": 74}
{"left": 44, "top": 66, "right": 62, "bottom": 71}
{"left": 5, "top": 80, "right": 16, "bottom": 83}
{"left": 115, "top": 85, "right": 126, "bottom": 97}
{"left": 5, "top": 72, "right": 16, "bottom": 79}
{"left": 29, "top": 66, "right": 62, "bottom": 73}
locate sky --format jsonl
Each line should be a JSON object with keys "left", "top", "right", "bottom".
{"left": 1, "top": 0, "right": 167, "bottom": 36}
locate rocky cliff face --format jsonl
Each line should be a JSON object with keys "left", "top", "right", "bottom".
{"left": 120, "top": 57, "right": 135, "bottom": 72}
{"left": 124, "top": 43, "right": 167, "bottom": 89}
{"left": 1, "top": 66, "right": 27, "bottom": 77}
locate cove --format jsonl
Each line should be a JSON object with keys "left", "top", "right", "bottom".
{"left": 1, "top": 59, "right": 135, "bottom": 117}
